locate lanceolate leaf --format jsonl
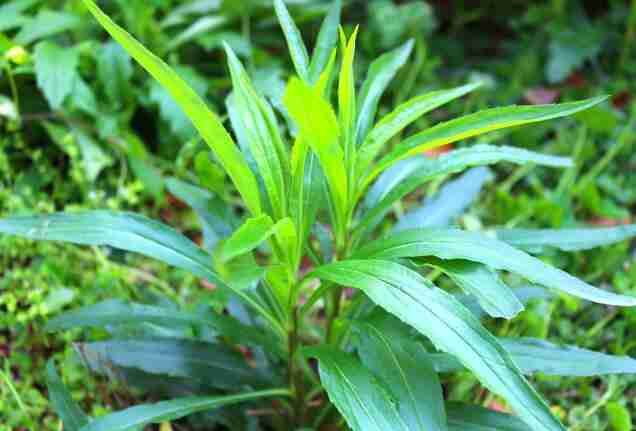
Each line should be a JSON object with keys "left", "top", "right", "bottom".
{"left": 310, "top": 260, "right": 565, "bottom": 431}
{"left": 357, "top": 145, "right": 571, "bottom": 237}
{"left": 355, "top": 228, "right": 636, "bottom": 306}
{"left": 45, "top": 299, "right": 269, "bottom": 349}
{"left": 225, "top": 45, "right": 289, "bottom": 220}
{"left": 76, "top": 339, "right": 267, "bottom": 390}
{"left": 308, "top": 0, "right": 341, "bottom": 83}
{"left": 369, "top": 96, "right": 607, "bottom": 183}
{"left": 356, "top": 39, "right": 414, "bottom": 145}
{"left": 446, "top": 403, "right": 531, "bottom": 431}
{"left": 338, "top": 27, "right": 359, "bottom": 177}
{"left": 81, "top": 0, "right": 262, "bottom": 216}
{"left": 353, "top": 315, "right": 448, "bottom": 430}
{"left": 221, "top": 215, "right": 292, "bottom": 262}
{"left": 356, "top": 83, "right": 481, "bottom": 177}
{"left": 77, "top": 389, "right": 290, "bottom": 431}
{"left": 495, "top": 224, "right": 636, "bottom": 253}
{"left": 0, "top": 211, "right": 221, "bottom": 282}
{"left": 46, "top": 361, "right": 90, "bottom": 431}
{"left": 307, "top": 346, "right": 406, "bottom": 431}
{"left": 430, "top": 259, "right": 524, "bottom": 319}
{"left": 273, "top": 0, "right": 310, "bottom": 82}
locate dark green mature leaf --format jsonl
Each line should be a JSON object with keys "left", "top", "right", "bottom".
{"left": 447, "top": 403, "right": 531, "bottom": 431}
{"left": 356, "top": 83, "right": 480, "bottom": 176}
{"left": 98, "top": 41, "right": 133, "bottom": 107}
{"left": 76, "top": 338, "right": 267, "bottom": 390}
{"left": 82, "top": 0, "right": 262, "bottom": 216}
{"left": 429, "top": 338, "right": 636, "bottom": 377}
{"left": 33, "top": 41, "right": 79, "bottom": 109}
{"left": 355, "top": 229, "right": 636, "bottom": 306}
{"left": 353, "top": 314, "right": 448, "bottom": 430}
{"left": 495, "top": 225, "right": 636, "bottom": 253}
{"left": 225, "top": 44, "right": 289, "bottom": 220}
{"left": 273, "top": 0, "right": 310, "bottom": 82}
{"left": 311, "top": 260, "right": 565, "bottom": 431}
{"left": 356, "top": 39, "right": 414, "bottom": 145}
{"left": 307, "top": 346, "right": 406, "bottom": 431}
{"left": 431, "top": 260, "right": 523, "bottom": 319}
{"left": 77, "top": 389, "right": 290, "bottom": 431}
{"left": 369, "top": 96, "right": 607, "bottom": 183}
{"left": 0, "top": 211, "right": 221, "bottom": 283}
{"left": 396, "top": 167, "right": 493, "bottom": 231}
{"left": 46, "top": 361, "right": 90, "bottom": 431}
{"left": 358, "top": 145, "right": 571, "bottom": 236}
{"left": 45, "top": 299, "right": 270, "bottom": 349}
{"left": 308, "top": 0, "right": 341, "bottom": 83}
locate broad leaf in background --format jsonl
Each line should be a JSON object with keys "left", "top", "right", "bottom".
{"left": 353, "top": 312, "right": 448, "bottom": 430}
{"left": 33, "top": 41, "right": 79, "bottom": 109}
{"left": 495, "top": 224, "right": 636, "bottom": 253}
{"left": 15, "top": 10, "right": 82, "bottom": 45}
{"left": 82, "top": 0, "right": 262, "bottom": 216}
{"left": 76, "top": 389, "right": 290, "bottom": 431}
{"left": 46, "top": 361, "right": 90, "bottom": 431}
{"left": 307, "top": 346, "right": 406, "bottom": 431}
{"left": 396, "top": 167, "right": 493, "bottom": 231}
{"left": 311, "top": 259, "right": 565, "bottom": 431}
{"left": 98, "top": 41, "right": 133, "bottom": 108}
{"left": 355, "top": 228, "right": 636, "bottom": 306}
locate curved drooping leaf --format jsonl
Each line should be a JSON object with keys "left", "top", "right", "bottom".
{"left": 76, "top": 338, "right": 267, "bottom": 390}
{"left": 354, "top": 228, "right": 636, "bottom": 306}
{"left": 356, "top": 39, "right": 414, "bottom": 145}
{"left": 369, "top": 96, "right": 607, "bottom": 182}
{"left": 447, "top": 403, "right": 531, "bottom": 431}
{"left": 0, "top": 211, "right": 220, "bottom": 281}
{"left": 357, "top": 145, "right": 571, "bottom": 237}
{"left": 395, "top": 167, "right": 493, "bottom": 231}
{"left": 495, "top": 224, "right": 636, "bottom": 253}
{"left": 307, "top": 346, "right": 407, "bottom": 431}
{"left": 81, "top": 0, "right": 261, "bottom": 215}
{"left": 78, "top": 389, "right": 289, "bottom": 431}
{"left": 46, "top": 361, "right": 90, "bottom": 431}
{"left": 310, "top": 260, "right": 565, "bottom": 431}
{"left": 457, "top": 286, "right": 552, "bottom": 320}
{"left": 273, "top": 0, "right": 310, "bottom": 82}
{"left": 356, "top": 83, "right": 480, "bottom": 176}
{"left": 428, "top": 338, "right": 636, "bottom": 377}
{"left": 308, "top": 0, "right": 341, "bottom": 83}
{"left": 429, "top": 259, "right": 524, "bottom": 319}
{"left": 353, "top": 314, "right": 448, "bottom": 430}
{"left": 225, "top": 45, "right": 289, "bottom": 220}
{"left": 45, "top": 299, "right": 270, "bottom": 349}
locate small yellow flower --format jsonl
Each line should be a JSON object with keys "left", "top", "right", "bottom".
{"left": 5, "top": 46, "right": 29, "bottom": 65}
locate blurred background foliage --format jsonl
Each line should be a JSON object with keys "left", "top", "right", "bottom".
{"left": 1, "top": 0, "right": 635, "bottom": 429}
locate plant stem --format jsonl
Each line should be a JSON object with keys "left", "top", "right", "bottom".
{"left": 287, "top": 306, "right": 305, "bottom": 427}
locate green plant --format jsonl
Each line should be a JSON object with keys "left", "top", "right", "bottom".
{"left": 3, "top": 0, "right": 636, "bottom": 430}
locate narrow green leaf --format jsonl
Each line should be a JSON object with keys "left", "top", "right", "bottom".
{"left": 45, "top": 299, "right": 269, "bottom": 349}
{"left": 78, "top": 389, "right": 290, "bottom": 431}
{"left": 370, "top": 96, "right": 607, "bottom": 183}
{"left": 76, "top": 338, "right": 267, "bottom": 390}
{"left": 284, "top": 78, "right": 347, "bottom": 228}
{"left": 310, "top": 260, "right": 564, "bottom": 431}
{"left": 225, "top": 44, "right": 288, "bottom": 220}
{"left": 339, "top": 27, "right": 359, "bottom": 165}
{"left": 430, "top": 259, "right": 524, "bottom": 319}
{"left": 308, "top": 0, "right": 341, "bottom": 83}
{"left": 81, "top": 0, "right": 261, "bottom": 215}
{"left": 496, "top": 225, "right": 636, "bottom": 253}
{"left": 356, "top": 83, "right": 480, "bottom": 178}
{"left": 273, "top": 0, "right": 310, "bottom": 82}
{"left": 396, "top": 167, "right": 493, "bottom": 231}
{"left": 355, "top": 228, "right": 636, "bottom": 306}
{"left": 353, "top": 313, "right": 448, "bottom": 430}
{"left": 221, "top": 215, "right": 274, "bottom": 262}
{"left": 446, "top": 403, "right": 531, "bottom": 431}
{"left": 307, "top": 346, "right": 406, "bottom": 431}
{"left": 46, "top": 361, "right": 90, "bottom": 431}
{"left": 356, "top": 39, "right": 414, "bottom": 145}
{"left": 358, "top": 145, "right": 571, "bottom": 237}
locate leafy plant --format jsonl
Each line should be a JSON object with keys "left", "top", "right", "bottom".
{"left": 2, "top": 1, "right": 636, "bottom": 430}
